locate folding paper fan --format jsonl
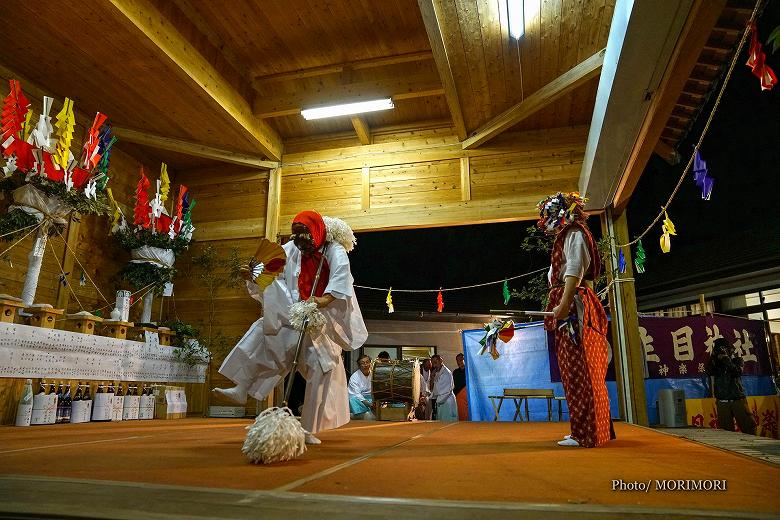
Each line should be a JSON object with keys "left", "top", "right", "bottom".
{"left": 250, "top": 238, "right": 286, "bottom": 290}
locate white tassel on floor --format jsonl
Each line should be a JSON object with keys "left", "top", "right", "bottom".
{"left": 242, "top": 407, "right": 307, "bottom": 464}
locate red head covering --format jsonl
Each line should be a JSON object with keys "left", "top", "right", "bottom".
{"left": 292, "top": 210, "right": 329, "bottom": 300}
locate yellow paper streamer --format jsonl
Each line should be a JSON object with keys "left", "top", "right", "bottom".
{"left": 386, "top": 288, "right": 394, "bottom": 314}
{"left": 54, "top": 98, "right": 75, "bottom": 169}
{"left": 660, "top": 211, "right": 676, "bottom": 253}
{"left": 159, "top": 163, "right": 170, "bottom": 205}
{"left": 22, "top": 109, "right": 33, "bottom": 141}
{"left": 106, "top": 187, "right": 121, "bottom": 235}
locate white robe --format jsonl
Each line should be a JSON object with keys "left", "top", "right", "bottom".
{"left": 218, "top": 241, "right": 368, "bottom": 434}
{"left": 348, "top": 370, "right": 372, "bottom": 400}
{"left": 430, "top": 365, "right": 457, "bottom": 422}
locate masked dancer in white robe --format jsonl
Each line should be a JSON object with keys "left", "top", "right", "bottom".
{"left": 214, "top": 210, "right": 367, "bottom": 444}
{"left": 429, "top": 355, "right": 458, "bottom": 422}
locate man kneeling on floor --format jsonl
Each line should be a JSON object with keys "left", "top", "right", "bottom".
{"left": 348, "top": 354, "right": 375, "bottom": 420}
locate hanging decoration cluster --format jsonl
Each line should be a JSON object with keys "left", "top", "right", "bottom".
{"left": 372, "top": 268, "right": 546, "bottom": 314}
{"left": 1, "top": 79, "right": 114, "bottom": 240}
{"left": 747, "top": 22, "right": 777, "bottom": 91}
{"left": 112, "top": 162, "right": 196, "bottom": 294}
{"left": 478, "top": 319, "right": 515, "bottom": 360}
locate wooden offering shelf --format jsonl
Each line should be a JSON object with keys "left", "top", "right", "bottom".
{"left": 66, "top": 312, "right": 104, "bottom": 335}
{"left": 101, "top": 320, "right": 134, "bottom": 340}
{"left": 157, "top": 327, "right": 177, "bottom": 346}
{"left": 0, "top": 295, "right": 25, "bottom": 324}
{"left": 24, "top": 306, "right": 65, "bottom": 329}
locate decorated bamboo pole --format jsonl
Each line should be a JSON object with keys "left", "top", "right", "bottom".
{"left": 141, "top": 290, "right": 154, "bottom": 324}
{"left": 20, "top": 231, "right": 47, "bottom": 307}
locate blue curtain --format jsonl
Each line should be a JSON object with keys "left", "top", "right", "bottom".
{"left": 462, "top": 322, "right": 774, "bottom": 423}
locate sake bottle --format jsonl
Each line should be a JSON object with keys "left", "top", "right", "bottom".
{"left": 61, "top": 384, "right": 72, "bottom": 423}
{"left": 14, "top": 379, "right": 34, "bottom": 426}
{"left": 73, "top": 382, "right": 83, "bottom": 402}
{"left": 55, "top": 382, "right": 65, "bottom": 423}
{"left": 83, "top": 382, "right": 92, "bottom": 401}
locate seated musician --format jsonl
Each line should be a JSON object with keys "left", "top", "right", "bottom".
{"left": 348, "top": 354, "right": 374, "bottom": 419}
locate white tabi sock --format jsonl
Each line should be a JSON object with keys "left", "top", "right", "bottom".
{"left": 212, "top": 383, "right": 248, "bottom": 405}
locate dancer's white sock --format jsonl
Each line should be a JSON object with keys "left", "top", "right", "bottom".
{"left": 305, "top": 433, "right": 321, "bottom": 445}
{"left": 212, "top": 383, "right": 248, "bottom": 405}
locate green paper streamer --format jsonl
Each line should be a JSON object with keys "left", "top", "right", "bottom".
{"left": 634, "top": 239, "right": 646, "bottom": 274}
{"left": 502, "top": 279, "right": 510, "bottom": 305}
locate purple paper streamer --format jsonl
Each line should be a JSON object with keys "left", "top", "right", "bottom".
{"left": 693, "top": 150, "right": 714, "bottom": 200}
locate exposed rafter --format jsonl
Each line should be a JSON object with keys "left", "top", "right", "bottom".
{"left": 417, "top": 0, "right": 467, "bottom": 141}
{"left": 113, "top": 127, "right": 280, "bottom": 169}
{"left": 612, "top": 0, "right": 726, "bottom": 211}
{"left": 251, "top": 51, "right": 434, "bottom": 86}
{"left": 108, "top": 0, "right": 283, "bottom": 161}
{"left": 351, "top": 117, "right": 371, "bottom": 145}
{"left": 462, "top": 49, "right": 605, "bottom": 149}
{"left": 253, "top": 71, "right": 443, "bottom": 118}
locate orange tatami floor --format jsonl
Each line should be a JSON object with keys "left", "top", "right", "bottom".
{"left": 1, "top": 418, "right": 778, "bottom": 517}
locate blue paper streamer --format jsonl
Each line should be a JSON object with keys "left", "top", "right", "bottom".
{"left": 693, "top": 150, "right": 714, "bottom": 200}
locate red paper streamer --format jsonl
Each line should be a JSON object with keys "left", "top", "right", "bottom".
{"left": 1, "top": 79, "right": 29, "bottom": 142}
{"left": 134, "top": 167, "right": 151, "bottom": 228}
{"left": 436, "top": 290, "right": 444, "bottom": 313}
{"left": 747, "top": 22, "right": 777, "bottom": 91}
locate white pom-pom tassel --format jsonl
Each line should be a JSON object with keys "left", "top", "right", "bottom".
{"left": 289, "top": 301, "right": 326, "bottom": 333}
{"left": 242, "top": 407, "right": 307, "bottom": 464}
{"left": 323, "top": 216, "right": 356, "bottom": 252}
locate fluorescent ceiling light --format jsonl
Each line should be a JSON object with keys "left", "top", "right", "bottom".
{"left": 507, "top": 0, "right": 524, "bottom": 40}
{"left": 300, "top": 98, "right": 394, "bottom": 120}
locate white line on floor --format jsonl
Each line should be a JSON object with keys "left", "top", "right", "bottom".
{"left": 268, "top": 422, "right": 459, "bottom": 495}
{"left": 0, "top": 435, "right": 152, "bottom": 454}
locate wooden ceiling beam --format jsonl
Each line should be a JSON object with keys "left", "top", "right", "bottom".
{"left": 253, "top": 73, "right": 444, "bottom": 118}
{"left": 351, "top": 117, "right": 371, "bottom": 145}
{"left": 108, "top": 0, "right": 283, "bottom": 161}
{"left": 654, "top": 140, "right": 681, "bottom": 165}
{"left": 113, "top": 127, "right": 280, "bottom": 169}
{"left": 462, "top": 49, "right": 605, "bottom": 150}
{"left": 251, "top": 51, "right": 434, "bottom": 86}
{"left": 610, "top": 0, "right": 726, "bottom": 212}
{"left": 417, "top": 0, "right": 467, "bottom": 140}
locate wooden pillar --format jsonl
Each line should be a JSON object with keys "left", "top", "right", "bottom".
{"left": 55, "top": 214, "right": 81, "bottom": 310}
{"left": 601, "top": 209, "right": 648, "bottom": 426}
{"left": 361, "top": 166, "right": 370, "bottom": 210}
{"left": 460, "top": 157, "right": 471, "bottom": 201}
{"left": 265, "top": 167, "right": 281, "bottom": 241}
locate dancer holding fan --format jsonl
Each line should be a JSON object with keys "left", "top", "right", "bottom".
{"left": 214, "top": 210, "right": 367, "bottom": 451}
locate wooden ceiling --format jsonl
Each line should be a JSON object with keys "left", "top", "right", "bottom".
{"left": 659, "top": 1, "right": 756, "bottom": 153}
{"left": 0, "top": 0, "right": 615, "bottom": 168}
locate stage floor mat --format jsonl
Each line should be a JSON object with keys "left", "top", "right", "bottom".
{"left": 1, "top": 419, "right": 778, "bottom": 519}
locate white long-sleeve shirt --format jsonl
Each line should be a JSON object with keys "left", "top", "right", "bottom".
{"left": 348, "top": 370, "right": 372, "bottom": 400}
{"left": 429, "top": 365, "right": 455, "bottom": 405}
{"left": 547, "top": 228, "right": 591, "bottom": 285}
